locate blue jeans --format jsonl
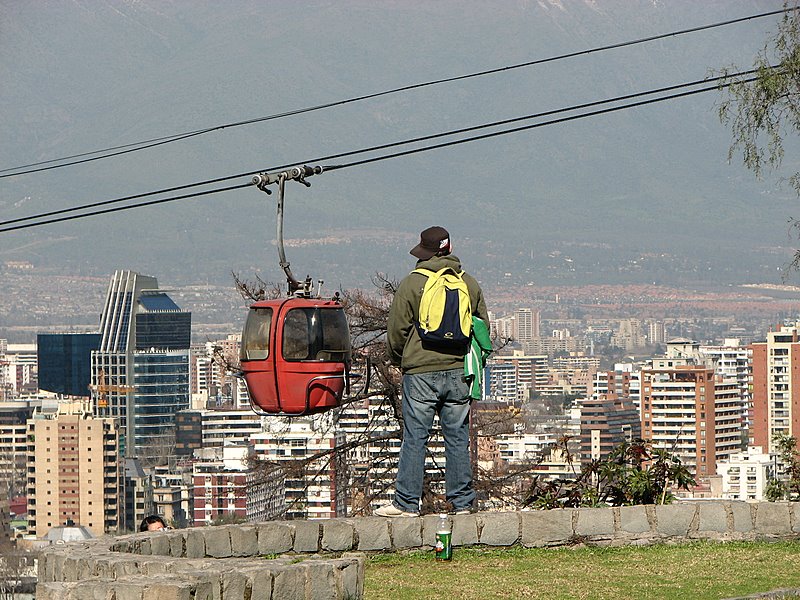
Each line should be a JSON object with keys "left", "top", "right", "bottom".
{"left": 394, "top": 369, "right": 475, "bottom": 513}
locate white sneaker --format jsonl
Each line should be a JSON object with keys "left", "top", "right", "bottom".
{"left": 374, "top": 504, "right": 418, "bottom": 517}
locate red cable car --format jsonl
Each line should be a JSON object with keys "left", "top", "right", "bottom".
{"left": 239, "top": 165, "right": 361, "bottom": 416}
{"left": 240, "top": 296, "right": 351, "bottom": 415}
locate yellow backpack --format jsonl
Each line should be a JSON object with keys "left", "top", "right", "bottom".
{"left": 412, "top": 267, "right": 472, "bottom": 350}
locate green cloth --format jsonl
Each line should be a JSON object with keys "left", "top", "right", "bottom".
{"left": 464, "top": 316, "right": 492, "bottom": 400}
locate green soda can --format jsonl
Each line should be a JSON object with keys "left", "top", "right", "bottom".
{"left": 435, "top": 514, "right": 452, "bottom": 561}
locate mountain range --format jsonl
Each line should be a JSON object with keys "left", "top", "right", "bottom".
{"left": 1, "top": 0, "right": 797, "bottom": 291}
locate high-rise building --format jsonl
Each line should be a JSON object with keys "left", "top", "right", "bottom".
{"left": 485, "top": 352, "right": 548, "bottom": 402}
{"left": 613, "top": 319, "right": 645, "bottom": 352}
{"left": 251, "top": 415, "right": 346, "bottom": 520}
{"left": 37, "top": 333, "right": 100, "bottom": 397}
{"left": 640, "top": 364, "right": 741, "bottom": 477}
{"left": 152, "top": 462, "right": 194, "bottom": 529}
{"left": 512, "top": 308, "right": 541, "bottom": 344}
{"left": 591, "top": 363, "right": 641, "bottom": 409}
{"left": 91, "top": 270, "right": 191, "bottom": 459}
{"left": 192, "top": 443, "right": 254, "bottom": 525}
{"left": 123, "top": 458, "right": 152, "bottom": 532}
{"left": 190, "top": 336, "right": 249, "bottom": 409}
{"left": 750, "top": 324, "right": 800, "bottom": 453}
{"left": 0, "top": 343, "right": 38, "bottom": 400}
{"left": 0, "top": 400, "right": 39, "bottom": 500}
{"left": 174, "top": 408, "right": 263, "bottom": 456}
{"left": 647, "top": 320, "right": 667, "bottom": 346}
{"left": 26, "top": 401, "right": 120, "bottom": 538}
{"left": 579, "top": 396, "right": 641, "bottom": 463}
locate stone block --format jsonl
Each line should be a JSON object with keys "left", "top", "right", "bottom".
{"left": 353, "top": 517, "right": 391, "bottom": 551}
{"left": 478, "top": 512, "right": 520, "bottom": 546}
{"left": 221, "top": 568, "right": 249, "bottom": 599}
{"left": 307, "top": 562, "right": 337, "bottom": 600}
{"left": 186, "top": 529, "right": 206, "bottom": 559}
{"left": 655, "top": 504, "right": 695, "bottom": 537}
{"left": 390, "top": 516, "right": 422, "bottom": 549}
{"left": 256, "top": 522, "right": 294, "bottom": 555}
{"left": 34, "top": 582, "right": 69, "bottom": 600}
{"left": 755, "top": 502, "right": 791, "bottom": 536}
{"left": 66, "top": 580, "right": 114, "bottom": 599}
{"left": 422, "top": 514, "right": 441, "bottom": 547}
{"left": 92, "top": 557, "right": 113, "bottom": 579}
{"left": 115, "top": 558, "right": 144, "bottom": 577}
{"left": 39, "top": 551, "right": 53, "bottom": 581}
{"left": 333, "top": 555, "right": 364, "bottom": 600}
{"left": 77, "top": 556, "right": 93, "bottom": 580}
{"left": 62, "top": 555, "right": 80, "bottom": 581}
{"left": 247, "top": 569, "right": 274, "bottom": 600}
{"left": 452, "top": 514, "right": 479, "bottom": 546}
{"left": 139, "top": 538, "right": 151, "bottom": 555}
{"left": 619, "top": 505, "right": 650, "bottom": 534}
{"left": 149, "top": 532, "right": 171, "bottom": 556}
{"left": 272, "top": 565, "right": 307, "bottom": 600}
{"left": 205, "top": 527, "right": 233, "bottom": 558}
{"left": 697, "top": 503, "right": 727, "bottom": 537}
{"left": 521, "top": 509, "right": 573, "bottom": 547}
{"left": 729, "top": 502, "right": 754, "bottom": 533}
{"left": 575, "top": 507, "right": 614, "bottom": 538}
{"left": 169, "top": 532, "right": 186, "bottom": 557}
{"left": 230, "top": 525, "right": 258, "bottom": 557}
{"left": 322, "top": 520, "right": 355, "bottom": 552}
{"left": 291, "top": 521, "right": 321, "bottom": 553}
{"left": 51, "top": 553, "right": 66, "bottom": 581}
{"left": 141, "top": 559, "right": 170, "bottom": 575}
{"left": 142, "top": 580, "right": 194, "bottom": 600}
{"left": 110, "top": 581, "right": 145, "bottom": 600}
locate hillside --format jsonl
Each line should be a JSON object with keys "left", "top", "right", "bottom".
{"left": 0, "top": 0, "right": 795, "bottom": 290}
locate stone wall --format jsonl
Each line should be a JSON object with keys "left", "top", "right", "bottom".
{"left": 36, "top": 501, "right": 800, "bottom": 599}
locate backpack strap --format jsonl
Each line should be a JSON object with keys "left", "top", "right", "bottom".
{"left": 412, "top": 267, "right": 463, "bottom": 277}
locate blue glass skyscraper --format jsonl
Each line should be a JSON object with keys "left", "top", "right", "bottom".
{"left": 91, "top": 270, "right": 191, "bottom": 460}
{"left": 37, "top": 333, "right": 100, "bottom": 397}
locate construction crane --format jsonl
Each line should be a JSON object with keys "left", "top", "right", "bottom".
{"left": 89, "top": 368, "right": 133, "bottom": 408}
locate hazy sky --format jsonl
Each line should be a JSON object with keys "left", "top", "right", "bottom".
{"left": 0, "top": 1, "right": 794, "bottom": 289}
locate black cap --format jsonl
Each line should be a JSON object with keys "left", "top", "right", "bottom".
{"left": 410, "top": 226, "right": 451, "bottom": 260}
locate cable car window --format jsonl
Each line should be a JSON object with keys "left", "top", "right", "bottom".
{"left": 318, "top": 309, "right": 351, "bottom": 362}
{"left": 282, "top": 308, "right": 351, "bottom": 362}
{"left": 283, "top": 310, "right": 311, "bottom": 360}
{"left": 241, "top": 307, "right": 272, "bottom": 360}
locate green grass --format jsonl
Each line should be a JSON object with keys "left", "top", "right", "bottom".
{"left": 364, "top": 541, "right": 800, "bottom": 600}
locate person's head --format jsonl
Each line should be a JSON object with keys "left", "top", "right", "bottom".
{"left": 139, "top": 515, "right": 167, "bottom": 532}
{"left": 410, "top": 226, "right": 451, "bottom": 260}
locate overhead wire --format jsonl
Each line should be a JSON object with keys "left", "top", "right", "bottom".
{"left": 0, "top": 69, "right": 759, "bottom": 230}
{"left": 0, "top": 68, "right": 765, "bottom": 234}
{"left": 0, "top": 7, "right": 787, "bottom": 179}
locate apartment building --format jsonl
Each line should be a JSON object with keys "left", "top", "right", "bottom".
{"left": 250, "top": 416, "right": 346, "bottom": 520}
{"left": 750, "top": 324, "right": 800, "bottom": 453}
{"left": 485, "top": 352, "right": 548, "bottom": 402}
{"left": 579, "top": 395, "right": 641, "bottom": 463}
{"left": 26, "top": 401, "right": 120, "bottom": 537}
{"left": 717, "top": 446, "right": 777, "bottom": 501}
{"left": 640, "top": 364, "right": 741, "bottom": 477}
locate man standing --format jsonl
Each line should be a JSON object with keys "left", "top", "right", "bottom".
{"left": 376, "top": 226, "right": 489, "bottom": 517}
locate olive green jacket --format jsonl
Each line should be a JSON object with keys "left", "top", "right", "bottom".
{"left": 387, "top": 254, "right": 489, "bottom": 374}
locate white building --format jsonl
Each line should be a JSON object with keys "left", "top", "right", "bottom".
{"left": 250, "top": 415, "right": 346, "bottom": 520}
{"left": 717, "top": 446, "right": 777, "bottom": 501}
